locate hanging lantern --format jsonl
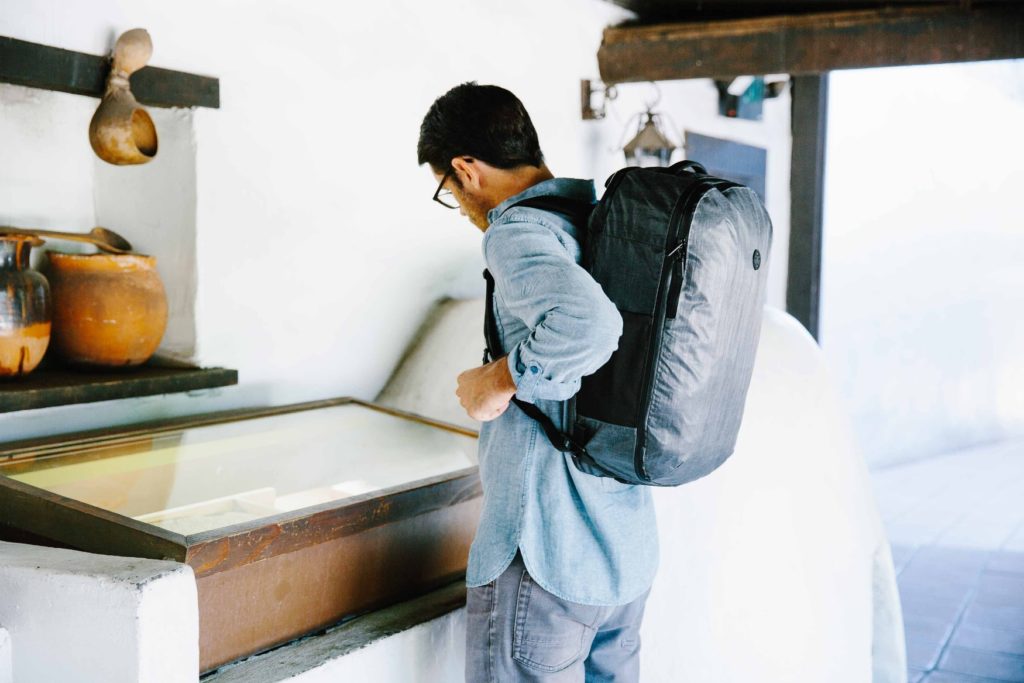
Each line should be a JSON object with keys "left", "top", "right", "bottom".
{"left": 623, "top": 112, "right": 676, "bottom": 168}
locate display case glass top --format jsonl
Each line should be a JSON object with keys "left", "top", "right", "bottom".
{"left": 0, "top": 400, "right": 477, "bottom": 535}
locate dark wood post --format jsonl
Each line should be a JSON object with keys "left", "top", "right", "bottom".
{"left": 786, "top": 73, "right": 829, "bottom": 341}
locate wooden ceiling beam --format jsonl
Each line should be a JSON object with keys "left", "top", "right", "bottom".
{"left": 597, "top": 4, "right": 1024, "bottom": 83}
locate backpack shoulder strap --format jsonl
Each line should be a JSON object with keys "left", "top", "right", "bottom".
{"left": 481, "top": 268, "right": 599, "bottom": 468}
{"left": 484, "top": 193, "right": 612, "bottom": 472}
{"left": 482, "top": 268, "right": 502, "bottom": 365}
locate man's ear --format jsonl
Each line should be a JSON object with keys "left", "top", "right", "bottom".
{"left": 451, "top": 157, "right": 483, "bottom": 191}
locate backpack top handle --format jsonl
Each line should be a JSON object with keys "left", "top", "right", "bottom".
{"left": 670, "top": 160, "right": 708, "bottom": 176}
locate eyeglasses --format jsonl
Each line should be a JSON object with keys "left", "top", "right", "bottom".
{"left": 432, "top": 168, "right": 459, "bottom": 209}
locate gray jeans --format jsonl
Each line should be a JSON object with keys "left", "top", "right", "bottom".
{"left": 465, "top": 551, "right": 649, "bottom": 682}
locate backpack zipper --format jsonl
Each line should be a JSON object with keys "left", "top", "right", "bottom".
{"left": 665, "top": 180, "right": 739, "bottom": 320}
{"left": 632, "top": 178, "right": 712, "bottom": 482}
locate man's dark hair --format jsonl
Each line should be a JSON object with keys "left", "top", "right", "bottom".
{"left": 417, "top": 82, "right": 544, "bottom": 172}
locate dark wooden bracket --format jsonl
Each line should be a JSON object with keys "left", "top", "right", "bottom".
{"left": 598, "top": 4, "right": 1024, "bottom": 83}
{"left": 0, "top": 35, "right": 219, "bottom": 108}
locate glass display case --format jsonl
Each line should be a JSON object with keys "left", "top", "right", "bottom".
{"left": 0, "top": 398, "right": 481, "bottom": 672}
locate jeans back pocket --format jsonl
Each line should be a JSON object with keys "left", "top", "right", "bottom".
{"left": 512, "top": 570, "right": 602, "bottom": 673}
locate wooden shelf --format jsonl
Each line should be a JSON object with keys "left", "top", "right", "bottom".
{"left": 0, "top": 363, "right": 237, "bottom": 413}
{"left": 0, "top": 35, "right": 219, "bottom": 108}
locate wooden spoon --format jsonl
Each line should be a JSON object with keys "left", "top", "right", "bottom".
{"left": 0, "top": 226, "right": 134, "bottom": 254}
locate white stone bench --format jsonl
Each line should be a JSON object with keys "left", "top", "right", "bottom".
{"left": 0, "top": 542, "right": 197, "bottom": 682}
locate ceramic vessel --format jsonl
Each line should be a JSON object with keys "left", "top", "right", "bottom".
{"left": 0, "top": 235, "right": 52, "bottom": 377}
{"left": 89, "top": 28, "right": 158, "bottom": 165}
{"left": 47, "top": 253, "right": 167, "bottom": 367}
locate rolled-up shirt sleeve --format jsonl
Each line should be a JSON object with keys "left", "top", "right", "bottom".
{"left": 483, "top": 218, "right": 623, "bottom": 404}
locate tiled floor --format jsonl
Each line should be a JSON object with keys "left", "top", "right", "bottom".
{"left": 870, "top": 438, "right": 1024, "bottom": 683}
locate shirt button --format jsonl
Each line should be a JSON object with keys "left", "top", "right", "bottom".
{"left": 530, "top": 366, "right": 539, "bottom": 374}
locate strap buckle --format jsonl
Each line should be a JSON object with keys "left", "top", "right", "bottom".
{"left": 560, "top": 435, "right": 588, "bottom": 459}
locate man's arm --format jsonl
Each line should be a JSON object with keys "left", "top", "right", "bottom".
{"left": 456, "top": 219, "right": 622, "bottom": 421}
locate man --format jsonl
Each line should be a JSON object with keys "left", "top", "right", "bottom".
{"left": 418, "top": 82, "right": 657, "bottom": 682}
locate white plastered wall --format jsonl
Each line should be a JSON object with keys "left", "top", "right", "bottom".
{"left": 0, "top": 0, "right": 792, "bottom": 444}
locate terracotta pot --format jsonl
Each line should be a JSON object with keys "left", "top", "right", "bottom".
{"left": 89, "top": 28, "right": 158, "bottom": 165}
{"left": 47, "top": 253, "right": 167, "bottom": 367}
{"left": 0, "top": 235, "right": 51, "bottom": 377}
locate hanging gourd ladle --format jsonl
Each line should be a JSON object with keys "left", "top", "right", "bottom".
{"left": 89, "top": 28, "right": 158, "bottom": 165}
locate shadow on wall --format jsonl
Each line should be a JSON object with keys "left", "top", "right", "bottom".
{"left": 94, "top": 106, "right": 198, "bottom": 364}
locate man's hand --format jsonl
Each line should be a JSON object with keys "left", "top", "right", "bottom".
{"left": 456, "top": 357, "right": 518, "bottom": 422}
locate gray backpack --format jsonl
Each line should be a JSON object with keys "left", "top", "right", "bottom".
{"left": 484, "top": 161, "right": 772, "bottom": 486}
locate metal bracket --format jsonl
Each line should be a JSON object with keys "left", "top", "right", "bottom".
{"left": 581, "top": 78, "right": 617, "bottom": 120}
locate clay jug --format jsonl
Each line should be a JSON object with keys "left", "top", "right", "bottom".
{"left": 89, "top": 28, "right": 158, "bottom": 165}
{"left": 47, "top": 253, "right": 167, "bottom": 367}
{"left": 0, "top": 235, "right": 52, "bottom": 377}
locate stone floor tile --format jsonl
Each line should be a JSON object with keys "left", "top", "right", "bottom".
{"left": 939, "top": 645, "right": 1024, "bottom": 681}
{"left": 950, "top": 624, "right": 1024, "bottom": 657}
{"left": 1002, "top": 527, "right": 1024, "bottom": 554}
{"left": 905, "top": 615, "right": 956, "bottom": 671}
{"left": 900, "top": 587, "right": 968, "bottom": 625}
{"left": 941, "top": 524, "right": 1024, "bottom": 552}
{"left": 901, "top": 506, "right": 968, "bottom": 531}
{"left": 925, "top": 671, "right": 1015, "bottom": 683}
{"left": 916, "top": 547, "right": 993, "bottom": 570}
{"left": 893, "top": 544, "right": 921, "bottom": 572}
{"left": 988, "top": 551, "right": 1024, "bottom": 577}
{"left": 910, "top": 548, "right": 992, "bottom": 580}
{"left": 887, "top": 520, "right": 951, "bottom": 548}
{"left": 872, "top": 439, "right": 1024, "bottom": 682}
{"left": 899, "top": 564, "right": 982, "bottom": 598}
{"left": 962, "top": 604, "right": 1024, "bottom": 633}
{"left": 974, "top": 573, "right": 1024, "bottom": 608}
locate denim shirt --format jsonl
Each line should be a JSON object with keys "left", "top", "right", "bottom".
{"left": 467, "top": 177, "right": 659, "bottom": 606}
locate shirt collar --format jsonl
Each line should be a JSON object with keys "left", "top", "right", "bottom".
{"left": 487, "top": 178, "right": 596, "bottom": 225}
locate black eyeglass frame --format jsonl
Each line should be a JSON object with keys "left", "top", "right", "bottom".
{"left": 432, "top": 168, "right": 459, "bottom": 209}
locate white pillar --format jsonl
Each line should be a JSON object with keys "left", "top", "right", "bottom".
{"left": 0, "top": 541, "right": 198, "bottom": 682}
